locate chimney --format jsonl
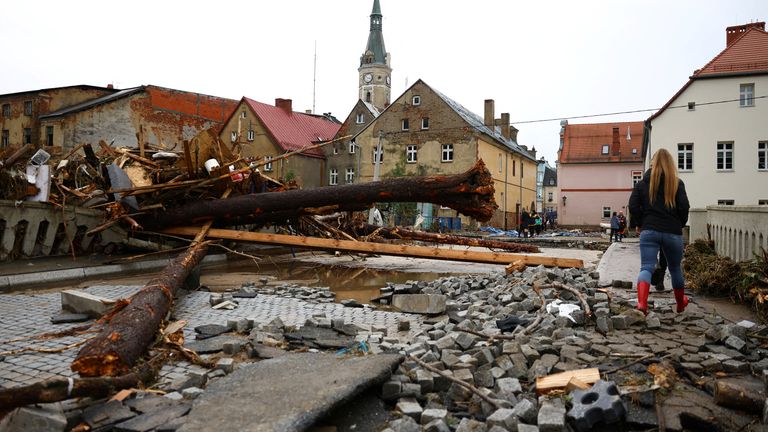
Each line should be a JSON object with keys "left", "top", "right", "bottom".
{"left": 499, "top": 113, "right": 511, "bottom": 139}
{"left": 305, "top": 109, "right": 312, "bottom": 114}
{"left": 611, "top": 127, "right": 621, "bottom": 156}
{"left": 107, "top": 84, "right": 114, "bottom": 89}
{"left": 530, "top": 146, "right": 537, "bottom": 159}
{"left": 726, "top": 22, "right": 765, "bottom": 46}
{"left": 509, "top": 125, "right": 518, "bottom": 142}
{"left": 275, "top": 98, "right": 293, "bottom": 113}
{"left": 484, "top": 99, "right": 495, "bottom": 127}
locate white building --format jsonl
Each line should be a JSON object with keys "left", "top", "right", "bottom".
{"left": 646, "top": 22, "right": 768, "bottom": 209}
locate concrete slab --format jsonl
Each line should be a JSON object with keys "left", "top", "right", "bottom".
{"left": 597, "top": 242, "right": 674, "bottom": 289}
{"left": 178, "top": 352, "right": 402, "bottom": 432}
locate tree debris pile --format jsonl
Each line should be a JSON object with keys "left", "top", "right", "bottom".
{"left": 684, "top": 239, "right": 768, "bottom": 321}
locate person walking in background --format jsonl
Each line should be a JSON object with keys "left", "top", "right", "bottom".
{"left": 519, "top": 209, "right": 530, "bottom": 238}
{"left": 528, "top": 212, "right": 538, "bottom": 237}
{"left": 534, "top": 213, "right": 543, "bottom": 236}
{"left": 629, "top": 148, "right": 690, "bottom": 315}
{"left": 617, "top": 211, "right": 627, "bottom": 242}
{"left": 610, "top": 211, "right": 620, "bottom": 243}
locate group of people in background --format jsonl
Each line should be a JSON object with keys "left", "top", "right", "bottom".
{"left": 610, "top": 211, "right": 627, "bottom": 242}
{"left": 518, "top": 210, "right": 556, "bottom": 238}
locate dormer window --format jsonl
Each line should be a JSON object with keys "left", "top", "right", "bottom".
{"left": 412, "top": 96, "right": 421, "bottom": 106}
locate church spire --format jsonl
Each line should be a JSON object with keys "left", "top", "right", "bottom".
{"left": 362, "top": 0, "right": 387, "bottom": 66}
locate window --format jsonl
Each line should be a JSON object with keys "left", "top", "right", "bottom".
{"left": 549, "top": 179, "right": 554, "bottom": 185}
{"left": 740, "top": 83, "right": 755, "bottom": 107}
{"left": 230, "top": 131, "right": 237, "bottom": 142}
{"left": 632, "top": 171, "right": 643, "bottom": 185}
{"left": 240, "top": 111, "right": 247, "bottom": 118}
{"left": 329, "top": 169, "right": 338, "bottom": 185}
{"left": 24, "top": 101, "right": 33, "bottom": 116}
{"left": 632, "top": 148, "right": 638, "bottom": 154}
{"left": 759, "top": 141, "right": 767, "bottom": 170}
{"left": 333, "top": 145, "right": 338, "bottom": 155}
{"left": 1, "top": 104, "right": 9, "bottom": 118}
{"left": 677, "top": 143, "right": 693, "bottom": 171}
{"left": 521, "top": 161, "right": 524, "bottom": 178}
{"left": 349, "top": 142, "right": 356, "bottom": 154}
{"left": 372, "top": 147, "right": 383, "bottom": 163}
{"left": 716, "top": 142, "right": 733, "bottom": 170}
{"left": 406, "top": 145, "right": 417, "bottom": 163}
{"left": 23, "top": 128, "right": 31, "bottom": 144}
{"left": 441, "top": 144, "right": 454, "bottom": 162}
{"left": 602, "top": 207, "right": 611, "bottom": 218}
{"left": 365, "top": 92, "right": 371, "bottom": 103}
{"left": 46, "top": 126, "right": 53, "bottom": 146}
{"left": 601, "top": 145, "right": 609, "bottom": 155}
{"left": 412, "top": 96, "right": 421, "bottom": 105}
{"left": 356, "top": 113, "right": 365, "bottom": 124}
{"left": 1, "top": 130, "right": 8, "bottom": 148}
{"left": 246, "top": 130, "right": 255, "bottom": 141}
{"left": 421, "top": 118, "right": 429, "bottom": 130}
{"left": 498, "top": 154, "right": 503, "bottom": 173}
{"left": 717, "top": 200, "right": 734, "bottom": 205}
{"left": 264, "top": 156, "right": 273, "bottom": 172}
{"left": 759, "top": 200, "right": 768, "bottom": 206}
{"left": 547, "top": 192, "right": 553, "bottom": 202}
{"left": 345, "top": 168, "right": 355, "bottom": 183}
{"left": 401, "top": 119, "right": 409, "bottom": 131}
{"left": 688, "top": 101, "right": 696, "bottom": 111}
{"left": 512, "top": 160, "right": 516, "bottom": 176}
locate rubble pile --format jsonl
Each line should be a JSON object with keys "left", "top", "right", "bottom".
{"left": 685, "top": 239, "right": 768, "bottom": 321}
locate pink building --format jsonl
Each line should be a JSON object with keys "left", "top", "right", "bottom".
{"left": 557, "top": 121, "right": 645, "bottom": 227}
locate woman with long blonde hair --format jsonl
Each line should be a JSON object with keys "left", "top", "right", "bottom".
{"left": 628, "top": 148, "right": 690, "bottom": 314}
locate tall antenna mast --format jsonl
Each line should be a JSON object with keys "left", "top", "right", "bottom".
{"left": 312, "top": 40, "right": 317, "bottom": 114}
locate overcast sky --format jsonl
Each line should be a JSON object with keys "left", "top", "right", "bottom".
{"left": 1, "top": 1, "right": 765, "bottom": 163}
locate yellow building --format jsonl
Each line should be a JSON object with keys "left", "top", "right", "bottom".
{"left": 353, "top": 79, "right": 537, "bottom": 229}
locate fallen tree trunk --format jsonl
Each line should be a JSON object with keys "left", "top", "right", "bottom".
{"left": 0, "top": 359, "right": 157, "bottom": 410}
{"left": 140, "top": 160, "right": 497, "bottom": 229}
{"left": 354, "top": 224, "right": 540, "bottom": 253}
{"left": 71, "top": 243, "right": 209, "bottom": 377}
{"left": 161, "top": 226, "right": 584, "bottom": 268}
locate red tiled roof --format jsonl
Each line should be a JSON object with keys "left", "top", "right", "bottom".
{"left": 243, "top": 97, "right": 340, "bottom": 157}
{"left": 695, "top": 27, "right": 768, "bottom": 77}
{"left": 559, "top": 122, "right": 645, "bottom": 164}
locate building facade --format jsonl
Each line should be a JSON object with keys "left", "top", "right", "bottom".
{"left": 557, "top": 121, "right": 645, "bottom": 226}
{"left": 38, "top": 85, "right": 236, "bottom": 152}
{"left": 541, "top": 162, "right": 558, "bottom": 216}
{"left": 0, "top": 85, "right": 117, "bottom": 150}
{"left": 219, "top": 97, "right": 340, "bottom": 189}
{"left": 324, "top": 100, "right": 380, "bottom": 186}
{"left": 647, "top": 22, "right": 768, "bottom": 209}
{"left": 353, "top": 79, "right": 537, "bottom": 229}
{"left": 358, "top": 0, "right": 392, "bottom": 112}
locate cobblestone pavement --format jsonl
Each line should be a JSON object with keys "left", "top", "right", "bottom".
{"left": 0, "top": 285, "right": 421, "bottom": 389}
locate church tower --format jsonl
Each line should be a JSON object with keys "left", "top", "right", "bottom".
{"left": 359, "top": 0, "right": 391, "bottom": 111}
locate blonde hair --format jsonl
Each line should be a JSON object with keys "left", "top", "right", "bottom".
{"left": 649, "top": 148, "right": 679, "bottom": 208}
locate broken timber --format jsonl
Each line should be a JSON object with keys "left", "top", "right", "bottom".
{"left": 355, "top": 224, "right": 540, "bottom": 253}
{"left": 71, "top": 242, "right": 209, "bottom": 377}
{"left": 140, "top": 159, "right": 498, "bottom": 229}
{"left": 161, "top": 226, "right": 584, "bottom": 268}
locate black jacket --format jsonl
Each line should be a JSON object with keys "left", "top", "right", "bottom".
{"left": 628, "top": 169, "right": 690, "bottom": 235}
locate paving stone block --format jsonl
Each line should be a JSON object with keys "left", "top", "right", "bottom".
{"left": 83, "top": 400, "right": 136, "bottom": 429}
{"left": 0, "top": 403, "right": 67, "bottom": 432}
{"left": 487, "top": 408, "right": 519, "bottom": 430}
{"left": 50, "top": 313, "right": 90, "bottom": 324}
{"left": 396, "top": 397, "right": 423, "bottom": 420}
{"left": 215, "top": 358, "right": 235, "bottom": 373}
{"left": 724, "top": 335, "right": 746, "bottom": 352}
{"left": 495, "top": 377, "right": 523, "bottom": 396}
{"left": 538, "top": 398, "right": 566, "bottom": 432}
{"left": 387, "top": 416, "right": 420, "bottom": 432}
{"left": 382, "top": 381, "right": 403, "bottom": 400}
{"left": 566, "top": 380, "right": 625, "bottom": 432}
{"left": 181, "top": 387, "right": 204, "bottom": 400}
{"left": 61, "top": 289, "right": 114, "bottom": 317}
{"left": 420, "top": 408, "right": 448, "bottom": 424}
{"left": 424, "top": 419, "right": 451, "bottom": 432}
{"left": 511, "top": 398, "right": 537, "bottom": 424}
{"left": 114, "top": 403, "right": 191, "bottom": 432}
{"left": 392, "top": 294, "right": 447, "bottom": 314}
{"left": 415, "top": 369, "right": 435, "bottom": 393}
{"left": 517, "top": 424, "right": 540, "bottom": 432}
{"left": 455, "top": 417, "right": 488, "bottom": 432}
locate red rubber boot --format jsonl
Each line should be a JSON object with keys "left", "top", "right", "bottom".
{"left": 636, "top": 281, "right": 650, "bottom": 315}
{"left": 674, "top": 288, "right": 689, "bottom": 313}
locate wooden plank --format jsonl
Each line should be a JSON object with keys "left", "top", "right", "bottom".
{"left": 161, "top": 226, "right": 584, "bottom": 268}
{"left": 535, "top": 368, "right": 600, "bottom": 395}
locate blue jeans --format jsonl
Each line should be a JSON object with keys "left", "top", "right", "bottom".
{"left": 638, "top": 229, "right": 685, "bottom": 290}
